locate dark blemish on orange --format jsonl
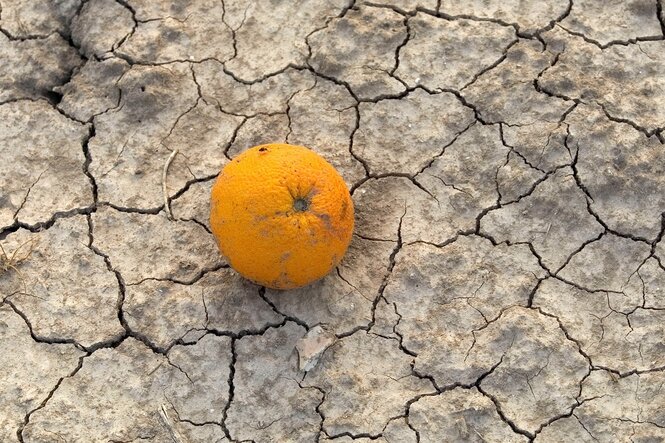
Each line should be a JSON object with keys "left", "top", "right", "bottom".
{"left": 314, "top": 212, "right": 335, "bottom": 233}
{"left": 259, "top": 147, "right": 268, "bottom": 152}
{"left": 340, "top": 199, "right": 348, "bottom": 218}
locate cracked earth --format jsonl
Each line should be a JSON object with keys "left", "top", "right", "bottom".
{"left": 1, "top": 0, "right": 665, "bottom": 442}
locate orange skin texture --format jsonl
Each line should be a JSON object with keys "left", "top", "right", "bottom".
{"left": 210, "top": 143, "right": 354, "bottom": 290}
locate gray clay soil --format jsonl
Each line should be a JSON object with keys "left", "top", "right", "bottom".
{"left": 1, "top": 0, "right": 665, "bottom": 442}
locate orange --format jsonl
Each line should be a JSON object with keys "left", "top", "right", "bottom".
{"left": 209, "top": 143, "right": 354, "bottom": 290}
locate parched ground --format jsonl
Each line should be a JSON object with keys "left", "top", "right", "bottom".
{"left": 1, "top": 0, "right": 665, "bottom": 442}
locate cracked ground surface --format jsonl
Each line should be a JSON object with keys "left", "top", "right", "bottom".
{"left": 1, "top": 0, "right": 664, "bottom": 441}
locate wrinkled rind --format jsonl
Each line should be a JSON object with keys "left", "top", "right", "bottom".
{"left": 210, "top": 143, "right": 354, "bottom": 289}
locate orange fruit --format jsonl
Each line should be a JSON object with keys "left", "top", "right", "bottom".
{"left": 209, "top": 143, "right": 354, "bottom": 290}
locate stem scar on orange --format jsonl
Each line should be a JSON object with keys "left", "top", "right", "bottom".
{"left": 209, "top": 143, "right": 354, "bottom": 290}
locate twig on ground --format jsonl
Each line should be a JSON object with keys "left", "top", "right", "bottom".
{"left": 159, "top": 403, "right": 185, "bottom": 443}
{"left": 163, "top": 149, "right": 179, "bottom": 220}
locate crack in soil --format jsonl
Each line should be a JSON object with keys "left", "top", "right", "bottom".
{"left": 15, "top": 353, "right": 86, "bottom": 442}
{"left": 3, "top": 2, "right": 665, "bottom": 440}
